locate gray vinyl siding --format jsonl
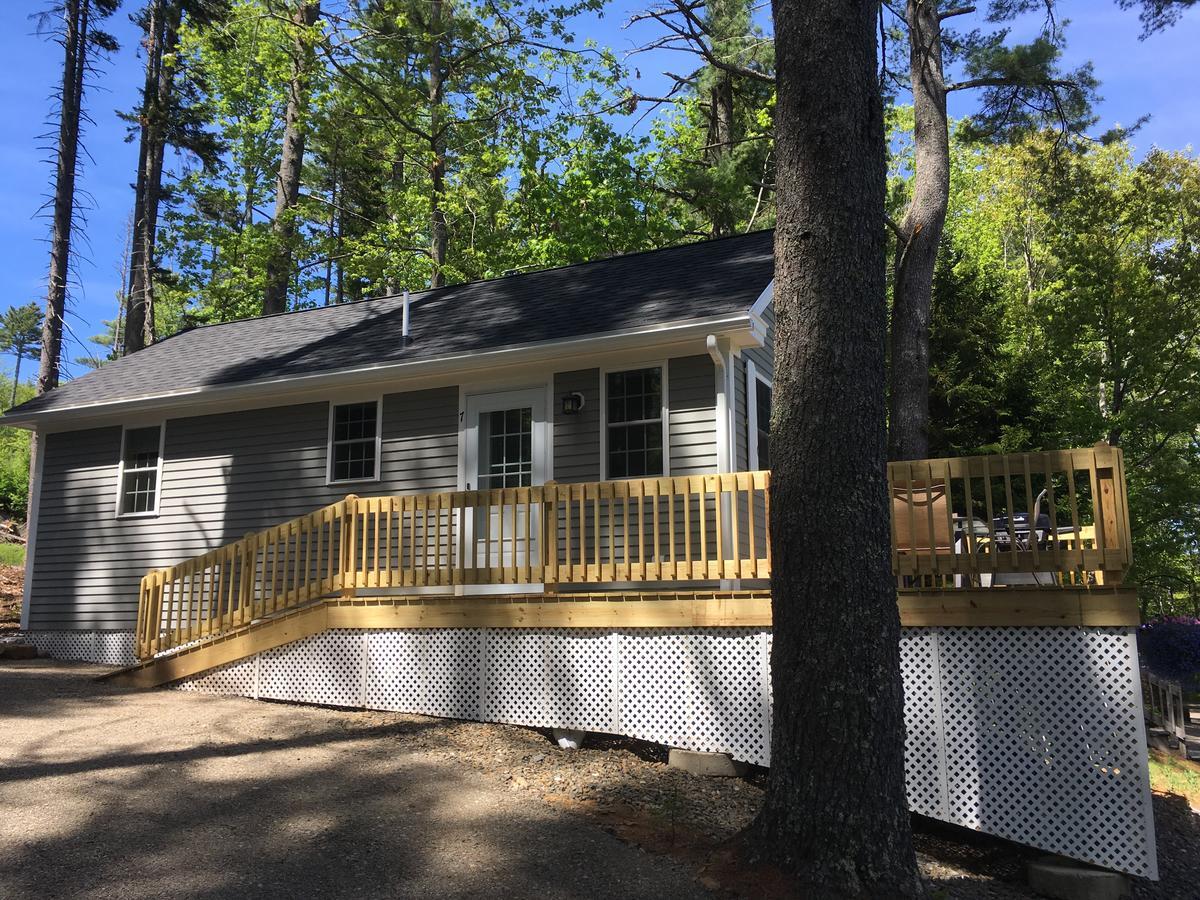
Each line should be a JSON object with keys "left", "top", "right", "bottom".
{"left": 667, "top": 355, "right": 718, "bottom": 476}
{"left": 553, "top": 368, "right": 601, "bottom": 483}
{"left": 29, "top": 356, "right": 720, "bottom": 630}
{"left": 28, "top": 387, "right": 459, "bottom": 630}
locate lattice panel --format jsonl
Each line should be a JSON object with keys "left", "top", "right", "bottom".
{"left": 177, "top": 656, "right": 257, "bottom": 696}
{"left": 688, "top": 628, "right": 769, "bottom": 765}
{"left": 933, "top": 627, "right": 1155, "bottom": 879}
{"left": 899, "top": 628, "right": 946, "bottom": 818}
{"left": 484, "top": 630, "right": 552, "bottom": 727}
{"left": 26, "top": 630, "right": 96, "bottom": 661}
{"left": 169, "top": 623, "right": 1155, "bottom": 877}
{"left": 259, "top": 629, "right": 365, "bottom": 707}
{"left": 616, "top": 629, "right": 697, "bottom": 750}
{"left": 94, "top": 632, "right": 139, "bottom": 666}
{"left": 424, "top": 629, "right": 483, "bottom": 719}
{"left": 543, "top": 630, "right": 614, "bottom": 733}
{"left": 364, "top": 630, "right": 426, "bottom": 713}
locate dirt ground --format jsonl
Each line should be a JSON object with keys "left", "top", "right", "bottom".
{"left": 0, "top": 564, "right": 22, "bottom": 634}
{"left": 1, "top": 661, "right": 1196, "bottom": 899}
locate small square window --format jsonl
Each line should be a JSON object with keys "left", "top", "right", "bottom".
{"left": 118, "top": 425, "right": 162, "bottom": 516}
{"left": 330, "top": 401, "right": 380, "bottom": 483}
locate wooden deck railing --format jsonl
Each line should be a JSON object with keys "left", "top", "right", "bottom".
{"left": 135, "top": 446, "right": 1134, "bottom": 660}
{"left": 888, "top": 443, "right": 1132, "bottom": 591}
{"left": 135, "top": 472, "right": 771, "bottom": 659}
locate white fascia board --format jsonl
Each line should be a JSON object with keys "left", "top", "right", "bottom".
{"left": 748, "top": 278, "right": 773, "bottom": 320}
{"left": 10, "top": 313, "right": 756, "bottom": 432}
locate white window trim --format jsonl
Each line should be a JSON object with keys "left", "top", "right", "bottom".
{"left": 326, "top": 397, "right": 384, "bottom": 486}
{"left": 745, "top": 359, "right": 773, "bottom": 471}
{"left": 114, "top": 422, "right": 167, "bottom": 519}
{"left": 599, "top": 360, "right": 670, "bottom": 481}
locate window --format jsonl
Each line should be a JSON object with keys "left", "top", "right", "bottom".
{"left": 747, "top": 365, "right": 772, "bottom": 470}
{"left": 479, "top": 407, "right": 533, "bottom": 489}
{"left": 118, "top": 425, "right": 163, "bottom": 516}
{"left": 605, "top": 367, "right": 664, "bottom": 478}
{"left": 329, "top": 401, "right": 380, "bottom": 483}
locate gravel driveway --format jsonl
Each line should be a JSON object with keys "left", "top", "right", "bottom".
{"left": 0, "top": 660, "right": 712, "bottom": 900}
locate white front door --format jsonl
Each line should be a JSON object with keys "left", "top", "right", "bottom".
{"left": 462, "top": 388, "right": 547, "bottom": 590}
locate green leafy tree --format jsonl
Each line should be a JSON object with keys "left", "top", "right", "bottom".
{"left": 0, "top": 304, "right": 45, "bottom": 409}
{"left": 941, "top": 132, "right": 1200, "bottom": 612}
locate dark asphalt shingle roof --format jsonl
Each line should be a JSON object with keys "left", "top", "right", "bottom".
{"left": 9, "top": 229, "right": 774, "bottom": 418}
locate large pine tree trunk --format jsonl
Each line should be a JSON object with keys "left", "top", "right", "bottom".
{"left": 38, "top": 0, "right": 89, "bottom": 395}
{"left": 124, "top": 0, "right": 181, "bottom": 355}
{"left": 264, "top": 2, "right": 320, "bottom": 315}
{"left": 745, "top": 0, "right": 920, "bottom": 893}
{"left": 706, "top": 72, "right": 735, "bottom": 238}
{"left": 428, "top": 0, "right": 448, "bottom": 288}
{"left": 888, "top": 0, "right": 949, "bottom": 461}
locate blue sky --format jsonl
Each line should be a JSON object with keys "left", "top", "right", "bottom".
{"left": 0, "top": 0, "right": 1196, "bottom": 382}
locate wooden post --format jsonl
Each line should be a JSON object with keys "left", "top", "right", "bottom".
{"left": 1093, "top": 442, "right": 1123, "bottom": 586}
{"left": 340, "top": 495, "right": 358, "bottom": 598}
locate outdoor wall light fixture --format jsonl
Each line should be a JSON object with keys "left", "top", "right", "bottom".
{"left": 561, "top": 391, "right": 586, "bottom": 416}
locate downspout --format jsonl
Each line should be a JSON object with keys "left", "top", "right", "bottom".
{"left": 707, "top": 335, "right": 736, "bottom": 585}
{"left": 706, "top": 334, "right": 735, "bottom": 474}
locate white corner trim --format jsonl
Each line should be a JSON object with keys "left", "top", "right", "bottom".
{"left": 20, "top": 431, "right": 45, "bottom": 631}
{"left": 749, "top": 279, "right": 774, "bottom": 319}
{"left": 599, "top": 360, "right": 670, "bottom": 481}
{"left": 746, "top": 359, "right": 773, "bottom": 471}
{"left": 114, "top": 422, "right": 167, "bottom": 519}
{"left": 326, "top": 396, "right": 385, "bottom": 486}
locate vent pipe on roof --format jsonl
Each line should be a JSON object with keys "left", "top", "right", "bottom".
{"left": 402, "top": 289, "right": 411, "bottom": 343}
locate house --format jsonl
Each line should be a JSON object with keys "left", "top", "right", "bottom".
{"left": 4, "top": 230, "right": 1157, "bottom": 879}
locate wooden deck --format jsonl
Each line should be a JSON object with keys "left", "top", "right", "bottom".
{"left": 131, "top": 446, "right": 1138, "bottom": 664}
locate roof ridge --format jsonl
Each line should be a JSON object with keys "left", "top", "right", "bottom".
{"left": 154, "top": 229, "right": 776, "bottom": 343}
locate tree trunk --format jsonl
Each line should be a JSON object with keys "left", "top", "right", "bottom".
{"left": 11, "top": 354, "right": 21, "bottom": 409}
{"left": 125, "top": 0, "right": 181, "bottom": 355}
{"left": 745, "top": 0, "right": 920, "bottom": 894}
{"left": 888, "top": 0, "right": 950, "bottom": 461}
{"left": 39, "top": 0, "right": 90, "bottom": 395}
{"left": 428, "top": 0, "right": 447, "bottom": 288}
{"left": 264, "top": 1, "right": 320, "bottom": 315}
{"left": 706, "top": 72, "right": 735, "bottom": 238}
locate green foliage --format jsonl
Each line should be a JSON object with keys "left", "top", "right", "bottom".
{"left": 0, "top": 377, "right": 35, "bottom": 519}
{"left": 932, "top": 131, "right": 1200, "bottom": 611}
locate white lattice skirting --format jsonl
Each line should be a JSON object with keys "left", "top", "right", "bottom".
{"left": 26, "top": 625, "right": 1157, "bottom": 878}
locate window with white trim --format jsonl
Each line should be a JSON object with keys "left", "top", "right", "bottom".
{"left": 118, "top": 425, "right": 163, "bottom": 516}
{"left": 329, "top": 401, "right": 380, "bottom": 483}
{"left": 747, "top": 369, "right": 772, "bottom": 470}
{"left": 605, "top": 367, "right": 664, "bottom": 478}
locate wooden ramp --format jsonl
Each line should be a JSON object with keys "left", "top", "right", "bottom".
{"left": 104, "top": 602, "right": 331, "bottom": 688}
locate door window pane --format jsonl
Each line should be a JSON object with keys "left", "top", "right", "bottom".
{"left": 479, "top": 406, "right": 533, "bottom": 488}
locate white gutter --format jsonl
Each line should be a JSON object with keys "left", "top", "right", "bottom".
{"left": 6, "top": 312, "right": 760, "bottom": 430}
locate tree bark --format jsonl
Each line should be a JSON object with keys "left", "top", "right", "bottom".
{"left": 888, "top": 0, "right": 950, "bottom": 461}
{"left": 124, "top": 0, "right": 181, "bottom": 354}
{"left": 264, "top": 1, "right": 320, "bottom": 315}
{"left": 39, "top": 0, "right": 90, "bottom": 395}
{"left": 745, "top": 0, "right": 920, "bottom": 894}
{"left": 706, "top": 72, "right": 735, "bottom": 238}
{"left": 428, "top": 0, "right": 447, "bottom": 288}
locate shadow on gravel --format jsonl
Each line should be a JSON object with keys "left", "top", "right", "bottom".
{"left": 0, "top": 663, "right": 712, "bottom": 900}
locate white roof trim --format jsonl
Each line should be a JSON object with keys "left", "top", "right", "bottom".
{"left": 749, "top": 278, "right": 774, "bottom": 319}
{"left": 7, "top": 312, "right": 758, "bottom": 429}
